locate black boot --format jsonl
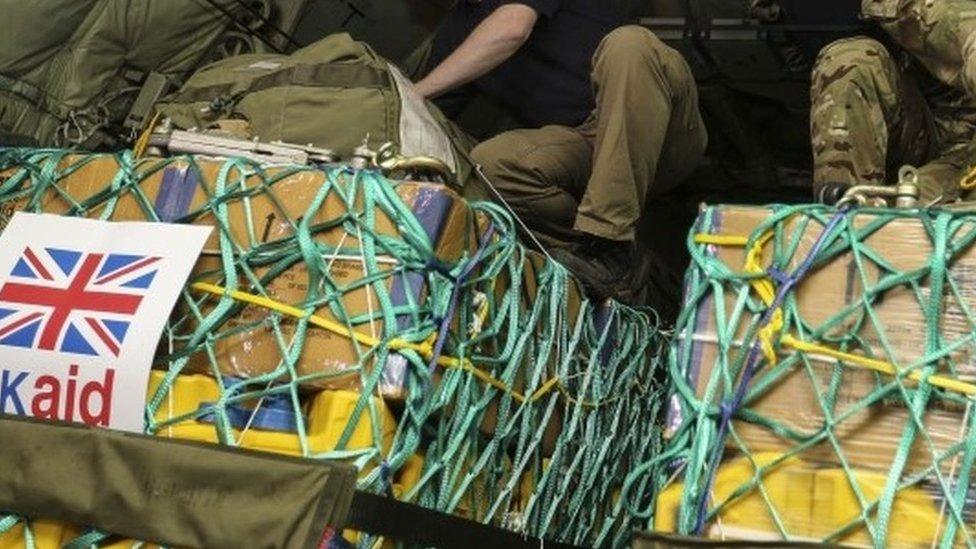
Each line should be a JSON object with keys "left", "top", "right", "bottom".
{"left": 550, "top": 236, "right": 639, "bottom": 304}
{"left": 815, "top": 181, "right": 852, "bottom": 205}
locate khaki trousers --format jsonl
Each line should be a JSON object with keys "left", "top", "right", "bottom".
{"left": 471, "top": 26, "right": 707, "bottom": 247}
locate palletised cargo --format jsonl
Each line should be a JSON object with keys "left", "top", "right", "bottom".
{"left": 0, "top": 149, "right": 666, "bottom": 549}
{"left": 650, "top": 203, "right": 976, "bottom": 548}
{"left": 0, "top": 152, "right": 479, "bottom": 395}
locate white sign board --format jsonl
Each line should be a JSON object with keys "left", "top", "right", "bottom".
{"left": 0, "top": 213, "right": 210, "bottom": 432}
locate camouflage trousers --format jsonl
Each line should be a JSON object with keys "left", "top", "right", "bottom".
{"left": 810, "top": 36, "right": 976, "bottom": 203}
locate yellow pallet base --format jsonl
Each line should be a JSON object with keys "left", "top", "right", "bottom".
{"left": 655, "top": 453, "right": 957, "bottom": 548}
{"left": 147, "top": 371, "right": 396, "bottom": 456}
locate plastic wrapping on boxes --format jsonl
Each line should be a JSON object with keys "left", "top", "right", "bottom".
{"left": 651, "top": 204, "right": 976, "bottom": 548}
{"left": 655, "top": 454, "right": 967, "bottom": 546}
{"left": 0, "top": 154, "right": 478, "bottom": 395}
{"left": 0, "top": 149, "right": 666, "bottom": 549}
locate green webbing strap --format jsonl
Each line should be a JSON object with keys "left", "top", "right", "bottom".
{"left": 166, "top": 63, "right": 393, "bottom": 104}
{"left": 0, "top": 74, "right": 60, "bottom": 117}
{"left": 62, "top": 530, "right": 110, "bottom": 549}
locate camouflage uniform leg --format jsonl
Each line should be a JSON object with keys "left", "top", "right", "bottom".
{"left": 916, "top": 145, "right": 973, "bottom": 202}
{"left": 966, "top": 19, "right": 976, "bottom": 100}
{"left": 810, "top": 37, "right": 938, "bottom": 195}
{"left": 889, "top": 0, "right": 976, "bottom": 201}
{"left": 874, "top": 0, "right": 976, "bottom": 100}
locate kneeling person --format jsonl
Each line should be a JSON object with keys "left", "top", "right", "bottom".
{"left": 416, "top": 1, "right": 707, "bottom": 304}
{"left": 811, "top": 0, "right": 976, "bottom": 204}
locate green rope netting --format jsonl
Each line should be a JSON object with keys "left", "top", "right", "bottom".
{"left": 629, "top": 204, "right": 976, "bottom": 548}
{"left": 0, "top": 148, "right": 666, "bottom": 548}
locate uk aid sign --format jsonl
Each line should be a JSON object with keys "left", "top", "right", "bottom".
{"left": 0, "top": 213, "right": 210, "bottom": 432}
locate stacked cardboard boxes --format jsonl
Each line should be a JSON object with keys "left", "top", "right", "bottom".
{"left": 661, "top": 204, "right": 976, "bottom": 547}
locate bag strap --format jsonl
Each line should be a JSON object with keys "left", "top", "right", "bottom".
{"left": 168, "top": 63, "right": 392, "bottom": 104}
{"left": 347, "top": 490, "right": 586, "bottom": 549}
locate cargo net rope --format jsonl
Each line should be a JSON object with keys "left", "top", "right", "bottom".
{"left": 625, "top": 204, "right": 976, "bottom": 548}
{"left": 0, "top": 149, "right": 666, "bottom": 549}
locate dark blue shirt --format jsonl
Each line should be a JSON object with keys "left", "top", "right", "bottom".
{"left": 426, "top": 0, "right": 622, "bottom": 128}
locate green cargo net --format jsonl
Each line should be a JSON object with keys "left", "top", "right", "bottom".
{"left": 628, "top": 204, "right": 976, "bottom": 548}
{"left": 0, "top": 149, "right": 666, "bottom": 548}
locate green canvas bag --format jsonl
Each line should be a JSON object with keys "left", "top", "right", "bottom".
{"left": 0, "top": 0, "right": 244, "bottom": 148}
{"left": 155, "top": 33, "right": 476, "bottom": 186}
{"left": 0, "top": 415, "right": 357, "bottom": 549}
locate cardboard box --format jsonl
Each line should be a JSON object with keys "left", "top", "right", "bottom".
{"left": 0, "top": 155, "right": 479, "bottom": 395}
{"left": 677, "top": 205, "right": 975, "bottom": 476}
{"left": 0, "top": 155, "right": 605, "bottom": 456}
{"left": 476, "top": 248, "right": 587, "bottom": 455}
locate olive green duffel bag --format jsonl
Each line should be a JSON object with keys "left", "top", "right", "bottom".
{"left": 0, "top": 0, "right": 245, "bottom": 148}
{"left": 0, "top": 415, "right": 357, "bottom": 548}
{"left": 155, "top": 33, "right": 477, "bottom": 186}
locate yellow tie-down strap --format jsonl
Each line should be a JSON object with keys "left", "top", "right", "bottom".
{"left": 693, "top": 232, "right": 976, "bottom": 397}
{"left": 189, "top": 282, "right": 564, "bottom": 405}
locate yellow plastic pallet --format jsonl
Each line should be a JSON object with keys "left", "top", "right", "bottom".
{"left": 655, "top": 453, "right": 955, "bottom": 548}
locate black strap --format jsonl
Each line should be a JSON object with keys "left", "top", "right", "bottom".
{"left": 347, "top": 490, "right": 587, "bottom": 549}
{"left": 229, "top": 0, "right": 303, "bottom": 49}
{"left": 197, "top": 0, "right": 284, "bottom": 53}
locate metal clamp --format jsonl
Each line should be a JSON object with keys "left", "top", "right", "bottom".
{"left": 837, "top": 166, "right": 920, "bottom": 208}
{"left": 349, "top": 140, "right": 454, "bottom": 183}
{"left": 375, "top": 142, "right": 454, "bottom": 182}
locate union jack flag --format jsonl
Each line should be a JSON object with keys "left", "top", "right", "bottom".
{"left": 0, "top": 247, "right": 160, "bottom": 357}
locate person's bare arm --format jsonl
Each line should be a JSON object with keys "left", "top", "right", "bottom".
{"left": 415, "top": 4, "right": 538, "bottom": 99}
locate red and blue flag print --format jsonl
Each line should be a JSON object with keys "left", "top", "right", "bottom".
{"left": 0, "top": 247, "right": 160, "bottom": 357}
